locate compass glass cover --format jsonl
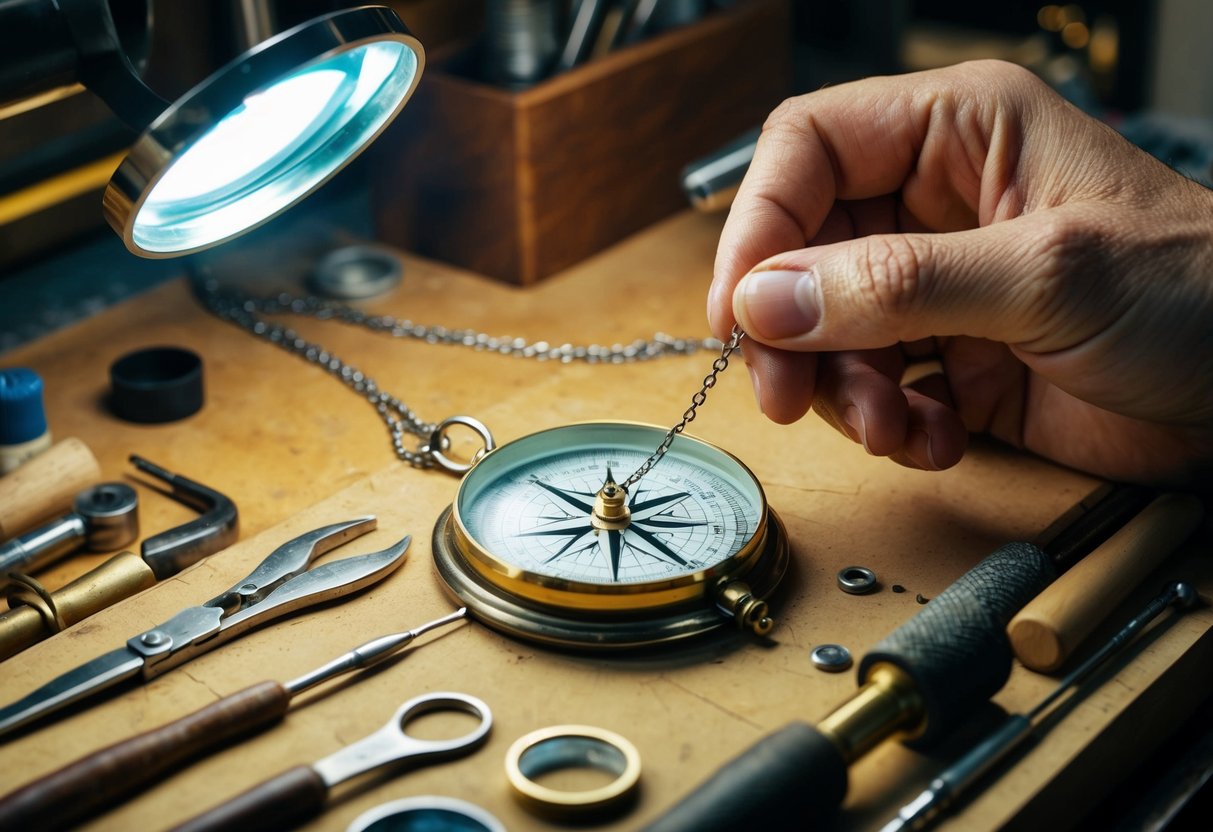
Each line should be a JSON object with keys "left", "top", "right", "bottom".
{"left": 456, "top": 424, "right": 764, "bottom": 586}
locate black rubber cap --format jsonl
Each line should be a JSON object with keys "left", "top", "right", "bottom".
{"left": 109, "top": 347, "right": 204, "bottom": 423}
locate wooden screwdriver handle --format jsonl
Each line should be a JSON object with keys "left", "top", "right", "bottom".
{"left": 1007, "top": 492, "right": 1204, "bottom": 672}
{"left": 171, "top": 765, "right": 328, "bottom": 832}
{"left": 0, "top": 680, "right": 291, "bottom": 830}
{"left": 0, "top": 437, "right": 101, "bottom": 538}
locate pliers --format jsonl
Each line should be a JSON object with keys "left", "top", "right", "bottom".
{"left": 0, "top": 517, "right": 408, "bottom": 740}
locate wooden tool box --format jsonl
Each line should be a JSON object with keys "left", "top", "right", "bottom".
{"left": 373, "top": 0, "right": 793, "bottom": 285}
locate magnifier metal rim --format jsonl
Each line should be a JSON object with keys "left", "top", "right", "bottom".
{"left": 103, "top": 5, "right": 423, "bottom": 258}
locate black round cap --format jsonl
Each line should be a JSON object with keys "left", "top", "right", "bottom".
{"left": 109, "top": 347, "right": 204, "bottom": 423}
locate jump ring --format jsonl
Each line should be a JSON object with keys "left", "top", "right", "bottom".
{"left": 427, "top": 416, "right": 496, "bottom": 475}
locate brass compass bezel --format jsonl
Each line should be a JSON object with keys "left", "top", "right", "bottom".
{"left": 431, "top": 421, "right": 790, "bottom": 649}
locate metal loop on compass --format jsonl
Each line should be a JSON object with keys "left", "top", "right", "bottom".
{"left": 505, "top": 724, "right": 641, "bottom": 820}
{"left": 426, "top": 416, "right": 496, "bottom": 475}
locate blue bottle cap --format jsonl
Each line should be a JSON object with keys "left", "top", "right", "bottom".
{"left": 0, "top": 368, "right": 49, "bottom": 445}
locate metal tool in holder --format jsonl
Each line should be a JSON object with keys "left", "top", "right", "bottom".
{"left": 171, "top": 691, "right": 492, "bottom": 832}
{"left": 0, "top": 517, "right": 408, "bottom": 739}
{"left": 0, "top": 483, "right": 139, "bottom": 578}
{"left": 0, "top": 456, "right": 239, "bottom": 660}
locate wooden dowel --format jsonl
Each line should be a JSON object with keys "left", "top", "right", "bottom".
{"left": 0, "top": 437, "right": 101, "bottom": 538}
{"left": 1007, "top": 493, "right": 1204, "bottom": 672}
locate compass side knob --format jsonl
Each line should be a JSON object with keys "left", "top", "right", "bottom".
{"left": 715, "top": 580, "right": 774, "bottom": 635}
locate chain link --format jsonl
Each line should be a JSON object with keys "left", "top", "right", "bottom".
{"left": 620, "top": 326, "right": 745, "bottom": 492}
{"left": 195, "top": 280, "right": 730, "bottom": 469}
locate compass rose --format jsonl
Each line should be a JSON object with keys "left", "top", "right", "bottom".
{"left": 519, "top": 471, "right": 708, "bottom": 581}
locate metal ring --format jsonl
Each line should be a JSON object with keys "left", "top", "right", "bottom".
{"left": 428, "top": 416, "right": 496, "bottom": 475}
{"left": 2, "top": 572, "right": 65, "bottom": 632}
{"left": 310, "top": 244, "right": 403, "bottom": 299}
{"left": 505, "top": 724, "right": 641, "bottom": 820}
{"left": 347, "top": 796, "right": 506, "bottom": 832}
{"left": 836, "top": 565, "right": 878, "bottom": 595}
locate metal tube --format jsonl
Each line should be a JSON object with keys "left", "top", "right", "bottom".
{"left": 0, "top": 0, "right": 152, "bottom": 107}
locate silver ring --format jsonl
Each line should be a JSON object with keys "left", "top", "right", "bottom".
{"left": 837, "top": 565, "right": 878, "bottom": 594}
{"left": 428, "top": 416, "right": 496, "bottom": 474}
{"left": 505, "top": 724, "right": 641, "bottom": 820}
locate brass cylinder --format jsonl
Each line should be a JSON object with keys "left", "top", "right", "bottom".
{"left": 816, "top": 663, "right": 925, "bottom": 763}
{"left": 0, "top": 551, "right": 155, "bottom": 660}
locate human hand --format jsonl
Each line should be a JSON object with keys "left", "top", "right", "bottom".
{"left": 708, "top": 60, "right": 1213, "bottom": 486}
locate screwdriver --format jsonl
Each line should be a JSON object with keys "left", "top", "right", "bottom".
{"left": 0, "top": 608, "right": 467, "bottom": 830}
{"left": 641, "top": 483, "right": 1155, "bottom": 832}
{"left": 881, "top": 580, "right": 1199, "bottom": 832}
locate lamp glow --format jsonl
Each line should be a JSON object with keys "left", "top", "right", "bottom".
{"left": 103, "top": 7, "right": 424, "bottom": 257}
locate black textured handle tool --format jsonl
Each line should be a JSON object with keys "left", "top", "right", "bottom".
{"left": 640, "top": 721, "right": 847, "bottom": 832}
{"left": 859, "top": 541, "right": 1057, "bottom": 747}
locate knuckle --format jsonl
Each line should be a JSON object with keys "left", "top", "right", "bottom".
{"left": 851, "top": 235, "right": 932, "bottom": 325}
{"left": 1022, "top": 211, "right": 1108, "bottom": 333}
{"left": 763, "top": 95, "right": 804, "bottom": 133}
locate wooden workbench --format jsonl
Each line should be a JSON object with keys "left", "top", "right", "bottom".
{"left": 0, "top": 210, "right": 1209, "bottom": 831}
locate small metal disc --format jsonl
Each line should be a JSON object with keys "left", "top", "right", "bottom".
{"left": 836, "top": 565, "right": 878, "bottom": 595}
{"left": 810, "top": 644, "right": 853, "bottom": 672}
{"left": 310, "top": 244, "right": 403, "bottom": 299}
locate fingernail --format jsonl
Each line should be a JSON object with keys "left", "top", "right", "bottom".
{"left": 925, "top": 432, "right": 941, "bottom": 471}
{"left": 747, "top": 363, "right": 764, "bottom": 414}
{"left": 737, "top": 270, "right": 820, "bottom": 340}
{"left": 912, "top": 429, "right": 940, "bottom": 470}
{"left": 843, "top": 405, "right": 868, "bottom": 452}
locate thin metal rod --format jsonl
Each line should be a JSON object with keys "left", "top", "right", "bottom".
{"left": 1027, "top": 581, "right": 1194, "bottom": 719}
{"left": 285, "top": 607, "right": 467, "bottom": 695}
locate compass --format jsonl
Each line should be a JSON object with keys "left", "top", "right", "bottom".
{"left": 432, "top": 422, "right": 789, "bottom": 649}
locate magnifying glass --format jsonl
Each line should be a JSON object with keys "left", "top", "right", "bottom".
{"left": 0, "top": 2, "right": 423, "bottom": 258}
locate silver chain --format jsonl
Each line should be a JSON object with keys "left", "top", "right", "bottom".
{"left": 620, "top": 326, "right": 745, "bottom": 491}
{"left": 195, "top": 280, "right": 728, "bottom": 470}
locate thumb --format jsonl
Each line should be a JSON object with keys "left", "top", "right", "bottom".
{"left": 732, "top": 216, "right": 1106, "bottom": 355}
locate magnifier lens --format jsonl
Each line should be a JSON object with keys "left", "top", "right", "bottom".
{"left": 348, "top": 797, "right": 505, "bottom": 832}
{"left": 131, "top": 40, "right": 416, "bottom": 253}
{"left": 358, "top": 808, "right": 494, "bottom": 832}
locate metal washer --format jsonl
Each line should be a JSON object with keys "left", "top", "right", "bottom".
{"left": 836, "top": 565, "right": 878, "bottom": 595}
{"left": 810, "top": 644, "right": 853, "bottom": 672}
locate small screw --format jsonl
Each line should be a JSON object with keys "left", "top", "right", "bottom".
{"left": 810, "top": 644, "right": 853, "bottom": 672}
{"left": 141, "top": 631, "right": 167, "bottom": 647}
{"left": 916, "top": 593, "right": 929, "bottom": 605}
{"left": 891, "top": 584, "right": 906, "bottom": 594}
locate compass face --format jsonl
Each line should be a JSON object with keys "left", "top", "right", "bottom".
{"left": 454, "top": 423, "right": 764, "bottom": 587}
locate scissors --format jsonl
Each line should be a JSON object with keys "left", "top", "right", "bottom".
{"left": 0, "top": 517, "right": 408, "bottom": 739}
{"left": 173, "top": 691, "right": 493, "bottom": 832}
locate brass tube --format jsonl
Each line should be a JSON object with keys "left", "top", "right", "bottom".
{"left": 816, "top": 663, "right": 925, "bottom": 763}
